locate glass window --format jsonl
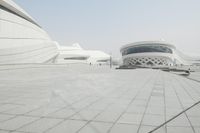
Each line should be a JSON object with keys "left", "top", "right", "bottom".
{"left": 122, "top": 45, "right": 173, "bottom": 56}
{"left": 64, "top": 57, "right": 88, "bottom": 60}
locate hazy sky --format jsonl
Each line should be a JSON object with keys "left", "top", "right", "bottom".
{"left": 15, "top": 0, "right": 200, "bottom": 57}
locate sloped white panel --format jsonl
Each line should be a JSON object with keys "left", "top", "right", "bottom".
{"left": 0, "top": 1, "right": 58, "bottom": 64}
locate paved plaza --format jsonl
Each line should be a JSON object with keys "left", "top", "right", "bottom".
{"left": 0, "top": 64, "right": 200, "bottom": 133}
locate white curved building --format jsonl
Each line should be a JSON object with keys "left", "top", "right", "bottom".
{"left": 0, "top": 0, "right": 58, "bottom": 64}
{"left": 120, "top": 41, "right": 200, "bottom": 67}
{"left": 86, "top": 50, "right": 111, "bottom": 65}
{"left": 56, "top": 43, "right": 110, "bottom": 65}
{"left": 56, "top": 43, "right": 90, "bottom": 64}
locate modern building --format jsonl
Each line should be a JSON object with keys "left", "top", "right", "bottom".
{"left": 0, "top": 0, "right": 58, "bottom": 64}
{"left": 120, "top": 41, "right": 200, "bottom": 67}
{"left": 86, "top": 50, "right": 111, "bottom": 65}
{"left": 56, "top": 43, "right": 90, "bottom": 64}
{"left": 56, "top": 43, "right": 110, "bottom": 65}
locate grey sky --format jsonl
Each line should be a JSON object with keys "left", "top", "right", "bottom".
{"left": 15, "top": 0, "right": 200, "bottom": 57}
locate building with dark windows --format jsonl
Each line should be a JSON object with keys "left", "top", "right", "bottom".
{"left": 0, "top": 0, "right": 58, "bottom": 64}
{"left": 120, "top": 41, "right": 200, "bottom": 67}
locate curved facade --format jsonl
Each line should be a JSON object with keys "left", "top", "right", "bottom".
{"left": 0, "top": 0, "right": 58, "bottom": 64}
{"left": 56, "top": 44, "right": 90, "bottom": 64}
{"left": 120, "top": 41, "right": 189, "bottom": 67}
{"left": 56, "top": 43, "right": 110, "bottom": 65}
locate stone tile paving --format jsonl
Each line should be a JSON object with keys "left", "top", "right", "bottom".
{"left": 0, "top": 64, "right": 199, "bottom": 133}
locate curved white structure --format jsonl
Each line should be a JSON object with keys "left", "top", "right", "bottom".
{"left": 56, "top": 44, "right": 90, "bottom": 64}
{"left": 0, "top": 0, "right": 58, "bottom": 64}
{"left": 56, "top": 43, "right": 110, "bottom": 65}
{"left": 86, "top": 50, "right": 111, "bottom": 65}
{"left": 120, "top": 41, "right": 200, "bottom": 67}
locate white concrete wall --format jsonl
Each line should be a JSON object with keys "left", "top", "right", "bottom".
{"left": 0, "top": 1, "right": 58, "bottom": 64}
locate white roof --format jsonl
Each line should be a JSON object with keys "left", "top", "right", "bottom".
{"left": 58, "top": 44, "right": 110, "bottom": 60}
{"left": 58, "top": 43, "right": 83, "bottom": 51}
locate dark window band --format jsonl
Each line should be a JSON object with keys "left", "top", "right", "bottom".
{"left": 122, "top": 45, "right": 173, "bottom": 56}
{"left": 64, "top": 57, "right": 88, "bottom": 60}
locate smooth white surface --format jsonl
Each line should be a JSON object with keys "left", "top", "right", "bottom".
{"left": 0, "top": 0, "right": 58, "bottom": 64}
{"left": 56, "top": 44, "right": 110, "bottom": 65}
